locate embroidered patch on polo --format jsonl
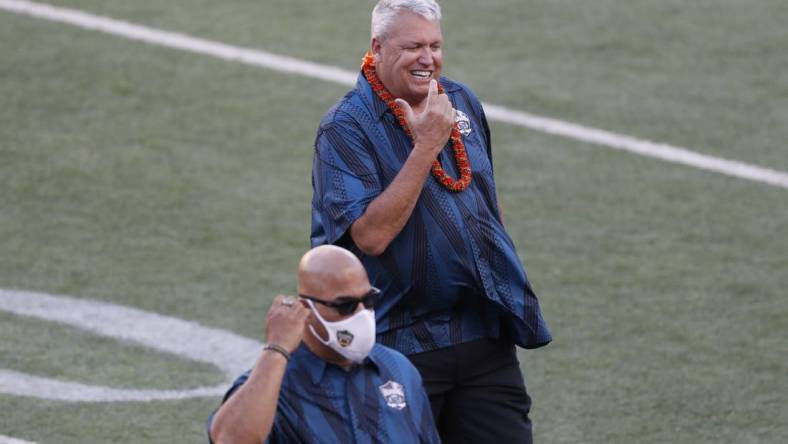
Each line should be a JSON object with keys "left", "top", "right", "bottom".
{"left": 379, "top": 380, "right": 407, "bottom": 410}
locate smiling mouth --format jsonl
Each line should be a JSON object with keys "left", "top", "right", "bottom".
{"left": 410, "top": 70, "right": 433, "bottom": 79}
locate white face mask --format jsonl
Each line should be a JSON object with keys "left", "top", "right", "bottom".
{"left": 306, "top": 299, "right": 376, "bottom": 363}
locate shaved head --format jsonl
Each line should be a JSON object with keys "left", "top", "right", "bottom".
{"left": 298, "top": 245, "right": 370, "bottom": 301}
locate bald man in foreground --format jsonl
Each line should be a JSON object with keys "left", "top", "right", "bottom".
{"left": 208, "top": 245, "right": 440, "bottom": 444}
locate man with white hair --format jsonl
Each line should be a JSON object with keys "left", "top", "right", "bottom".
{"left": 311, "top": 1, "right": 552, "bottom": 442}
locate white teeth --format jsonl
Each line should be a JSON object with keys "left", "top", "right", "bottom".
{"left": 411, "top": 70, "right": 431, "bottom": 78}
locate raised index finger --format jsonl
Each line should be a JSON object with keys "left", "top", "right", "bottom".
{"left": 425, "top": 78, "right": 438, "bottom": 110}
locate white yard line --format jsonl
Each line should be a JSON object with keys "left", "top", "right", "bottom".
{"left": 1, "top": 0, "right": 787, "bottom": 190}
{"left": 0, "top": 289, "right": 262, "bottom": 402}
{"left": 482, "top": 105, "right": 788, "bottom": 189}
{"left": 0, "top": 436, "right": 37, "bottom": 444}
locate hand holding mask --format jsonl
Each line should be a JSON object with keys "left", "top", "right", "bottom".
{"left": 265, "top": 295, "right": 310, "bottom": 353}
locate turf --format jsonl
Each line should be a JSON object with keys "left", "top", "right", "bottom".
{"left": 1, "top": 1, "right": 787, "bottom": 443}
{"left": 41, "top": 0, "right": 788, "bottom": 170}
{"left": 0, "top": 311, "right": 222, "bottom": 389}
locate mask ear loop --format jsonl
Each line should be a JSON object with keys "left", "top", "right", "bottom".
{"left": 305, "top": 299, "right": 332, "bottom": 344}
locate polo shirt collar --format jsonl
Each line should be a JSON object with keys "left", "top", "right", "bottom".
{"left": 356, "top": 72, "right": 462, "bottom": 121}
{"left": 296, "top": 343, "right": 382, "bottom": 385}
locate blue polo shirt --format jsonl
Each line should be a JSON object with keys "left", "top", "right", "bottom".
{"left": 311, "top": 72, "right": 552, "bottom": 354}
{"left": 207, "top": 344, "right": 439, "bottom": 443}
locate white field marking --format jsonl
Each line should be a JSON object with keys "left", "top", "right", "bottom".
{"left": 1, "top": 0, "right": 787, "bottom": 190}
{"left": 0, "top": 289, "right": 262, "bottom": 402}
{"left": 482, "top": 105, "right": 788, "bottom": 189}
{"left": 0, "top": 0, "right": 357, "bottom": 86}
{"left": 0, "top": 436, "right": 37, "bottom": 444}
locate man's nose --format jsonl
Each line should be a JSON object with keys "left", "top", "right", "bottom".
{"left": 417, "top": 47, "right": 434, "bottom": 65}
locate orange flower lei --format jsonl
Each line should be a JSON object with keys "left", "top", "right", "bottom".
{"left": 361, "top": 52, "right": 472, "bottom": 192}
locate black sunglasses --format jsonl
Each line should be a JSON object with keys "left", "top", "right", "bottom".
{"left": 299, "top": 287, "right": 380, "bottom": 316}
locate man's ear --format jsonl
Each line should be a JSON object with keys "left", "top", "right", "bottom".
{"left": 371, "top": 37, "right": 383, "bottom": 58}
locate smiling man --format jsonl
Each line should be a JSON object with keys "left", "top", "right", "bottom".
{"left": 310, "top": 1, "right": 552, "bottom": 443}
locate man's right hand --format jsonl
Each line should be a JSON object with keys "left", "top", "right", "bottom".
{"left": 265, "top": 295, "right": 310, "bottom": 353}
{"left": 395, "top": 79, "right": 455, "bottom": 158}
{"left": 212, "top": 295, "right": 307, "bottom": 444}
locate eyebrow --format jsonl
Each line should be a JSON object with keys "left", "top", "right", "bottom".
{"left": 401, "top": 38, "right": 442, "bottom": 46}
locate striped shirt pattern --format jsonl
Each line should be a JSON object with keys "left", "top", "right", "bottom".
{"left": 311, "top": 73, "right": 552, "bottom": 354}
{"left": 208, "top": 344, "right": 439, "bottom": 443}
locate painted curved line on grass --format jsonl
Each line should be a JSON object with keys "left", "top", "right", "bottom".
{"left": 0, "top": 289, "right": 262, "bottom": 402}
{"left": 0, "top": 435, "right": 37, "bottom": 444}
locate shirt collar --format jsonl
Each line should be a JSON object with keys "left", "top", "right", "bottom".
{"left": 295, "top": 343, "right": 382, "bottom": 385}
{"left": 356, "top": 72, "right": 462, "bottom": 121}
{"left": 356, "top": 72, "right": 389, "bottom": 120}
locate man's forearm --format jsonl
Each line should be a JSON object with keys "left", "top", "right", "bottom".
{"left": 351, "top": 144, "right": 437, "bottom": 256}
{"left": 209, "top": 351, "right": 288, "bottom": 444}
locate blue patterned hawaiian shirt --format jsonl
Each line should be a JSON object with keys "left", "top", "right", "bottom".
{"left": 311, "top": 72, "right": 551, "bottom": 355}
{"left": 207, "top": 344, "right": 439, "bottom": 443}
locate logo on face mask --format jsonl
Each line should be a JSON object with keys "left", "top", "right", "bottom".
{"left": 455, "top": 109, "right": 472, "bottom": 136}
{"left": 337, "top": 330, "right": 354, "bottom": 347}
{"left": 305, "top": 299, "right": 376, "bottom": 363}
{"left": 379, "top": 380, "right": 406, "bottom": 410}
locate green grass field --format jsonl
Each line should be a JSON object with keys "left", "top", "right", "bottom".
{"left": 1, "top": 1, "right": 787, "bottom": 443}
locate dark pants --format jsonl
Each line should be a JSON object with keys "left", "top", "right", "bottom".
{"left": 407, "top": 338, "right": 533, "bottom": 444}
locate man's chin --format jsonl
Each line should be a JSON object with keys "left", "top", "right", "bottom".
{"left": 404, "top": 86, "right": 430, "bottom": 104}
{"left": 404, "top": 93, "right": 429, "bottom": 108}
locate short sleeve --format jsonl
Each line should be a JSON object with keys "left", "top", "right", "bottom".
{"left": 312, "top": 120, "right": 382, "bottom": 245}
{"left": 206, "top": 370, "right": 252, "bottom": 444}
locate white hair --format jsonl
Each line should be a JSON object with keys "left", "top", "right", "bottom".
{"left": 371, "top": 0, "right": 442, "bottom": 41}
